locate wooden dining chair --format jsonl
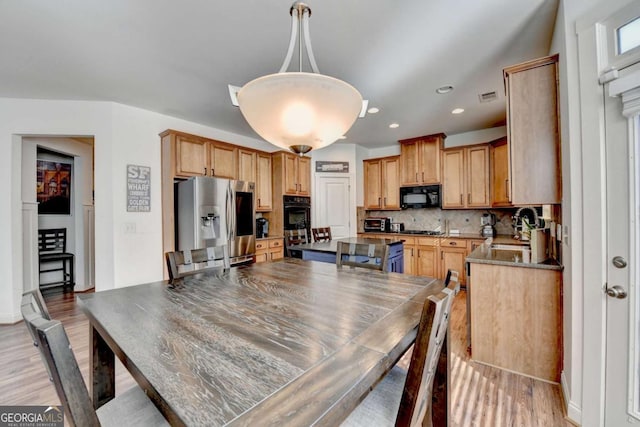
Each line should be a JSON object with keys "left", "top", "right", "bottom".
{"left": 341, "top": 278, "right": 458, "bottom": 427}
{"left": 20, "top": 291, "right": 169, "bottom": 427}
{"left": 284, "top": 229, "right": 309, "bottom": 257}
{"left": 311, "top": 227, "right": 332, "bottom": 242}
{"left": 336, "top": 241, "right": 390, "bottom": 272}
{"left": 165, "top": 245, "right": 230, "bottom": 282}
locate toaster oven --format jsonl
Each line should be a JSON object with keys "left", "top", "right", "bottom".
{"left": 363, "top": 217, "right": 391, "bottom": 232}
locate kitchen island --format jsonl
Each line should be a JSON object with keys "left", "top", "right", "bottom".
{"left": 293, "top": 237, "right": 405, "bottom": 273}
{"left": 466, "top": 242, "right": 563, "bottom": 382}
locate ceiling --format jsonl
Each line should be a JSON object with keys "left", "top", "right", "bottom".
{"left": 0, "top": 0, "right": 559, "bottom": 149}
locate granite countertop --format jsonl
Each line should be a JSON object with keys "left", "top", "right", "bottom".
{"left": 293, "top": 237, "right": 404, "bottom": 253}
{"left": 466, "top": 242, "right": 563, "bottom": 271}
{"left": 362, "top": 231, "right": 500, "bottom": 240}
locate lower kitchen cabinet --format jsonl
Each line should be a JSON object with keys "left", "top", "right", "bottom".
{"left": 416, "top": 237, "right": 439, "bottom": 278}
{"left": 469, "top": 262, "right": 561, "bottom": 382}
{"left": 255, "top": 238, "right": 284, "bottom": 263}
{"left": 439, "top": 238, "right": 468, "bottom": 286}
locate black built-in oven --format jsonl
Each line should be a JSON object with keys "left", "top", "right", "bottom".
{"left": 283, "top": 195, "right": 311, "bottom": 241}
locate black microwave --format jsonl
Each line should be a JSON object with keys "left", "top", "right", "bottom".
{"left": 400, "top": 185, "right": 441, "bottom": 209}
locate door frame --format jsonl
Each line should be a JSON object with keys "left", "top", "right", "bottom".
{"left": 577, "top": 2, "right": 640, "bottom": 424}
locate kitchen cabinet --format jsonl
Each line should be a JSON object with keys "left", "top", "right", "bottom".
{"left": 504, "top": 54, "right": 561, "bottom": 205}
{"left": 255, "top": 238, "right": 284, "bottom": 263}
{"left": 442, "top": 145, "right": 490, "bottom": 209}
{"left": 256, "top": 152, "right": 272, "bottom": 211}
{"left": 171, "top": 131, "right": 238, "bottom": 179}
{"left": 439, "top": 238, "right": 468, "bottom": 286}
{"left": 398, "top": 133, "right": 444, "bottom": 186}
{"left": 469, "top": 262, "right": 561, "bottom": 382}
{"left": 490, "top": 138, "right": 511, "bottom": 207}
{"left": 238, "top": 148, "right": 256, "bottom": 184}
{"left": 274, "top": 152, "right": 311, "bottom": 196}
{"left": 402, "top": 237, "right": 416, "bottom": 275}
{"left": 240, "top": 149, "right": 272, "bottom": 212}
{"left": 416, "top": 237, "right": 439, "bottom": 278}
{"left": 363, "top": 156, "right": 401, "bottom": 210}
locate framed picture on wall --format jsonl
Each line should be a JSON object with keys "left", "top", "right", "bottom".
{"left": 37, "top": 160, "right": 72, "bottom": 215}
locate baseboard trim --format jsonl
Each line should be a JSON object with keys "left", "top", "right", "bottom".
{"left": 0, "top": 312, "right": 23, "bottom": 325}
{"left": 561, "top": 371, "right": 582, "bottom": 425}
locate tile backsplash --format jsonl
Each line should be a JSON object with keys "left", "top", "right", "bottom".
{"left": 358, "top": 207, "right": 518, "bottom": 236}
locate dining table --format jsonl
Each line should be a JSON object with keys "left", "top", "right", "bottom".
{"left": 78, "top": 258, "right": 447, "bottom": 426}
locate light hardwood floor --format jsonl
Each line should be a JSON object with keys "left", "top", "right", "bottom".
{"left": 0, "top": 289, "right": 571, "bottom": 426}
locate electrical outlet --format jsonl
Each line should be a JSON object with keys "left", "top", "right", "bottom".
{"left": 124, "top": 222, "right": 136, "bottom": 234}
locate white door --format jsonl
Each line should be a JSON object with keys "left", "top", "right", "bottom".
{"left": 605, "top": 65, "right": 640, "bottom": 425}
{"left": 315, "top": 176, "right": 350, "bottom": 239}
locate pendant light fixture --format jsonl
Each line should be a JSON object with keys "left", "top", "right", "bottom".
{"left": 236, "top": 2, "right": 363, "bottom": 155}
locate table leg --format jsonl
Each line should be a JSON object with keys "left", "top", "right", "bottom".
{"left": 431, "top": 328, "right": 448, "bottom": 427}
{"left": 89, "top": 324, "right": 115, "bottom": 409}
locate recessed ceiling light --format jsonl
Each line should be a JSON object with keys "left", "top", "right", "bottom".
{"left": 451, "top": 108, "right": 465, "bottom": 114}
{"left": 367, "top": 107, "right": 380, "bottom": 114}
{"left": 436, "top": 85, "right": 454, "bottom": 94}
{"left": 389, "top": 123, "right": 400, "bottom": 129}
{"left": 338, "top": 135, "right": 347, "bottom": 140}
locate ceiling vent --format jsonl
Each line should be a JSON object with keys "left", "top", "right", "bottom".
{"left": 478, "top": 91, "right": 497, "bottom": 103}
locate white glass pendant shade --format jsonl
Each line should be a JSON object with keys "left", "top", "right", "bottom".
{"left": 238, "top": 72, "right": 362, "bottom": 153}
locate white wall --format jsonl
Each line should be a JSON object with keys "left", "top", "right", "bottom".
{"left": 0, "top": 98, "right": 269, "bottom": 323}
{"left": 444, "top": 126, "right": 506, "bottom": 148}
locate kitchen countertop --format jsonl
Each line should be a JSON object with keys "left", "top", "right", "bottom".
{"left": 466, "top": 242, "right": 563, "bottom": 270}
{"left": 293, "top": 237, "right": 404, "bottom": 253}
{"left": 361, "top": 231, "right": 499, "bottom": 240}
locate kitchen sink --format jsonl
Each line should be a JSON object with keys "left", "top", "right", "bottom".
{"left": 490, "top": 244, "right": 528, "bottom": 251}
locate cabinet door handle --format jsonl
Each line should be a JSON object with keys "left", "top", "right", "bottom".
{"left": 460, "top": 194, "right": 463, "bottom": 205}
{"left": 505, "top": 179, "right": 509, "bottom": 199}
{"left": 468, "top": 193, "right": 471, "bottom": 204}
{"left": 422, "top": 172, "right": 425, "bottom": 182}
{"left": 415, "top": 172, "right": 418, "bottom": 182}
{"left": 384, "top": 197, "right": 387, "bottom": 206}
{"left": 411, "top": 248, "right": 414, "bottom": 256}
{"left": 258, "top": 198, "right": 261, "bottom": 207}
{"left": 204, "top": 167, "right": 207, "bottom": 175}
{"left": 378, "top": 197, "right": 382, "bottom": 206}
{"left": 450, "top": 241, "right": 457, "bottom": 246}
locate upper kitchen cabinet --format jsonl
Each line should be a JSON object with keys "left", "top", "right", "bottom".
{"left": 364, "top": 156, "right": 401, "bottom": 210}
{"left": 398, "top": 133, "right": 445, "bottom": 186}
{"left": 256, "top": 152, "right": 273, "bottom": 211}
{"left": 163, "top": 129, "right": 238, "bottom": 179}
{"left": 490, "top": 137, "right": 511, "bottom": 207}
{"left": 240, "top": 148, "right": 272, "bottom": 212}
{"left": 442, "top": 145, "right": 490, "bottom": 209}
{"left": 504, "top": 54, "right": 561, "bottom": 205}
{"left": 273, "top": 152, "right": 311, "bottom": 196}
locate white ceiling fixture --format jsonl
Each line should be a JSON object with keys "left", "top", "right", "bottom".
{"left": 451, "top": 108, "right": 465, "bottom": 114}
{"left": 367, "top": 107, "right": 380, "bottom": 114}
{"left": 389, "top": 123, "right": 400, "bottom": 128}
{"left": 436, "top": 85, "right": 454, "bottom": 94}
{"left": 234, "top": 2, "right": 363, "bottom": 155}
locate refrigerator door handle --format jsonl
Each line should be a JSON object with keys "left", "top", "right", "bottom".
{"left": 227, "top": 184, "right": 234, "bottom": 242}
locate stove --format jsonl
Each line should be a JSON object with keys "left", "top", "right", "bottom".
{"left": 402, "top": 230, "right": 444, "bottom": 235}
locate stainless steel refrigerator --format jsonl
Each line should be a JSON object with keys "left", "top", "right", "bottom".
{"left": 175, "top": 176, "right": 256, "bottom": 265}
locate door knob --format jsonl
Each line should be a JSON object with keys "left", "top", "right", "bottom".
{"left": 606, "top": 285, "right": 628, "bottom": 299}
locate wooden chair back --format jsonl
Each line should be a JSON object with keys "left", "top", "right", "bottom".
{"left": 21, "top": 292, "right": 101, "bottom": 427}
{"left": 311, "top": 227, "right": 332, "bottom": 242}
{"left": 284, "top": 229, "right": 309, "bottom": 256}
{"left": 21, "top": 290, "right": 54, "bottom": 380}
{"left": 165, "top": 245, "right": 230, "bottom": 282}
{"left": 38, "top": 228, "right": 68, "bottom": 254}
{"left": 336, "top": 241, "right": 390, "bottom": 272}
{"left": 396, "top": 277, "right": 458, "bottom": 426}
